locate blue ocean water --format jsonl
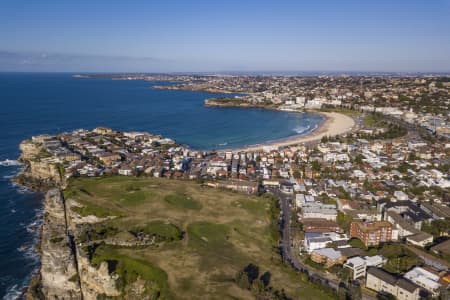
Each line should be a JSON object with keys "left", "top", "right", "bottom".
{"left": 0, "top": 73, "right": 324, "bottom": 298}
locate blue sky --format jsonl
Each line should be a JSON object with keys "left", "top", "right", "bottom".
{"left": 1, "top": 0, "right": 449, "bottom": 72}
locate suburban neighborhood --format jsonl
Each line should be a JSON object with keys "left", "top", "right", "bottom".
{"left": 19, "top": 74, "right": 450, "bottom": 299}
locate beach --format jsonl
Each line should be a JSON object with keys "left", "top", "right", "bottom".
{"left": 230, "top": 111, "right": 356, "bottom": 152}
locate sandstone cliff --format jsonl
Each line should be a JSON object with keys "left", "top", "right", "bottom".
{"left": 34, "top": 189, "right": 81, "bottom": 299}
{"left": 16, "top": 140, "right": 63, "bottom": 190}
{"left": 74, "top": 253, "right": 121, "bottom": 299}
{"left": 28, "top": 190, "right": 124, "bottom": 299}
{"left": 19, "top": 140, "right": 41, "bottom": 161}
{"left": 65, "top": 199, "right": 121, "bottom": 299}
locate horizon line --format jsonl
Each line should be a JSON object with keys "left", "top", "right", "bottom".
{"left": 1, "top": 70, "right": 450, "bottom": 76}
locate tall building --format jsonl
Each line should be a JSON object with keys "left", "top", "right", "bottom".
{"left": 350, "top": 221, "right": 393, "bottom": 247}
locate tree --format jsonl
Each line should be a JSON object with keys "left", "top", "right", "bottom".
{"left": 354, "top": 154, "right": 364, "bottom": 165}
{"left": 337, "top": 211, "right": 353, "bottom": 233}
{"left": 398, "top": 162, "right": 409, "bottom": 173}
{"left": 349, "top": 238, "right": 367, "bottom": 250}
{"left": 349, "top": 283, "right": 362, "bottom": 300}
{"left": 408, "top": 151, "right": 418, "bottom": 161}
{"left": 292, "top": 170, "right": 301, "bottom": 179}
{"left": 260, "top": 271, "right": 271, "bottom": 287}
{"left": 235, "top": 270, "right": 250, "bottom": 289}
{"left": 244, "top": 263, "right": 260, "bottom": 283}
{"left": 363, "top": 178, "right": 374, "bottom": 192}
{"left": 311, "top": 160, "right": 321, "bottom": 172}
{"left": 251, "top": 279, "right": 265, "bottom": 295}
{"left": 422, "top": 219, "right": 450, "bottom": 238}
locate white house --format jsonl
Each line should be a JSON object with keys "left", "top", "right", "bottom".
{"left": 404, "top": 267, "right": 441, "bottom": 297}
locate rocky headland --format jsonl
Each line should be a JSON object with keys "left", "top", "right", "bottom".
{"left": 17, "top": 139, "right": 127, "bottom": 299}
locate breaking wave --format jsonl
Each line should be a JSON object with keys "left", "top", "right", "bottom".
{"left": 3, "top": 284, "right": 22, "bottom": 300}
{"left": 0, "top": 159, "right": 22, "bottom": 167}
{"left": 293, "top": 125, "right": 311, "bottom": 134}
{"left": 3, "top": 209, "right": 43, "bottom": 300}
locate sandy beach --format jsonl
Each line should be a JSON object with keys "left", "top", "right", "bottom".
{"left": 229, "top": 111, "right": 356, "bottom": 152}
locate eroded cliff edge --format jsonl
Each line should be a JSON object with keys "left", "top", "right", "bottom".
{"left": 15, "top": 139, "right": 64, "bottom": 190}
{"left": 27, "top": 189, "right": 81, "bottom": 299}
{"left": 20, "top": 137, "right": 139, "bottom": 299}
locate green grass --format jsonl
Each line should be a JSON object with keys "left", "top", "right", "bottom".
{"left": 318, "top": 107, "right": 360, "bottom": 116}
{"left": 71, "top": 202, "right": 114, "bottom": 218}
{"left": 78, "top": 225, "right": 119, "bottom": 243}
{"left": 187, "top": 221, "right": 250, "bottom": 272}
{"left": 67, "top": 176, "right": 332, "bottom": 299}
{"left": 188, "top": 222, "right": 230, "bottom": 247}
{"left": 232, "top": 198, "right": 267, "bottom": 216}
{"left": 91, "top": 244, "right": 170, "bottom": 298}
{"left": 363, "top": 113, "right": 386, "bottom": 128}
{"left": 132, "top": 221, "right": 182, "bottom": 242}
{"left": 164, "top": 192, "right": 202, "bottom": 210}
{"left": 121, "top": 190, "right": 151, "bottom": 205}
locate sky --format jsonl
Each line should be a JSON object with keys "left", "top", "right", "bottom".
{"left": 1, "top": 0, "right": 449, "bottom": 73}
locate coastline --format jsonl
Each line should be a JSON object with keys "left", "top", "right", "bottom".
{"left": 225, "top": 111, "right": 356, "bottom": 152}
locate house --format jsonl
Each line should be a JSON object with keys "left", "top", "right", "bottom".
{"left": 366, "top": 268, "right": 420, "bottom": 300}
{"left": 304, "top": 235, "right": 331, "bottom": 253}
{"left": 394, "top": 191, "right": 409, "bottom": 201}
{"left": 118, "top": 168, "right": 133, "bottom": 176}
{"left": 404, "top": 267, "right": 441, "bottom": 297}
{"left": 302, "top": 218, "right": 341, "bottom": 233}
{"left": 366, "top": 268, "right": 398, "bottom": 297}
{"left": 262, "top": 179, "right": 280, "bottom": 187}
{"left": 406, "top": 232, "right": 433, "bottom": 248}
{"left": 386, "top": 211, "right": 417, "bottom": 239}
{"left": 205, "top": 180, "right": 259, "bottom": 194}
{"left": 344, "top": 255, "right": 387, "bottom": 280}
{"left": 302, "top": 206, "right": 337, "bottom": 221}
{"left": 379, "top": 200, "right": 432, "bottom": 231}
{"left": 280, "top": 181, "right": 294, "bottom": 194}
{"left": 93, "top": 127, "right": 113, "bottom": 135}
{"left": 303, "top": 232, "right": 348, "bottom": 253}
{"left": 431, "top": 239, "right": 450, "bottom": 257}
{"left": 364, "top": 255, "right": 387, "bottom": 268}
{"left": 61, "top": 152, "right": 81, "bottom": 162}
{"left": 344, "top": 257, "right": 367, "bottom": 280}
{"left": 311, "top": 248, "right": 346, "bottom": 268}
{"left": 295, "top": 194, "right": 314, "bottom": 208}
{"left": 352, "top": 170, "right": 366, "bottom": 180}
{"left": 420, "top": 203, "right": 450, "bottom": 220}
{"left": 98, "top": 152, "right": 121, "bottom": 164}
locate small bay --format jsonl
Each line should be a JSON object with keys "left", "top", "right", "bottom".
{"left": 0, "top": 73, "right": 323, "bottom": 298}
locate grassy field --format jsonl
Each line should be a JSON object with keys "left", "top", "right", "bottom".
{"left": 317, "top": 106, "right": 361, "bottom": 116}
{"left": 363, "top": 113, "right": 387, "bottom": 128}
{"left": 66, "top": 176, "right": 334, "bottom": 299}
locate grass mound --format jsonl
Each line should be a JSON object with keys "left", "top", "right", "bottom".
{"left": 91, "top": 244, "right": 170, "bottom": 298}
{"left": 164, "top": 192, "right": 202, "bottom": 210}
{"left": 132, "top": 221, "right": 183, "bottom": 242}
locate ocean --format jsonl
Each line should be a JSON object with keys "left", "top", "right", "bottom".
{"left": 0, "top": 73, "right": 324, "bottom": 298}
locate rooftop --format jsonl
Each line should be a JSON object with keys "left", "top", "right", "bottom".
{"left": 313, "top": 248, "right": 343, "bottom": 260}
{"left": 367, "top": 267, "right": 397, "bottom": 285}
{"left": 404, "top": 267, "right": 441, "bottom": 291}
{"left": 352, "top": 221, "right": 392, "bottom": 232}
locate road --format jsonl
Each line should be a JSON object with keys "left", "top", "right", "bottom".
{"left": 270, "top": 188, "right": 377, "bottom": 300}
{"left": 270, "top": 188, "right": 341, "bottom": 290}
